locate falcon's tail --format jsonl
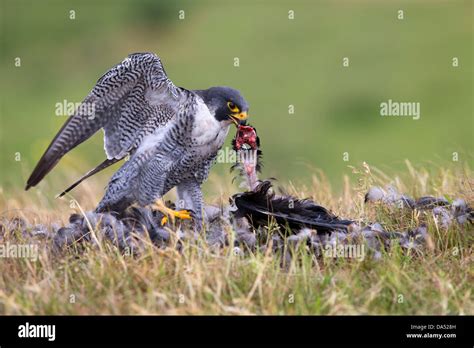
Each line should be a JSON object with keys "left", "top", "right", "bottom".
{"left": 57, "top": 157, "right": 122, "bottom": 198}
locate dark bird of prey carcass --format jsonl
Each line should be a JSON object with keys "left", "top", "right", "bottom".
{"left": 25, "top": 52, "right": 250, "bottom": 228}
{"left": 230, "top": 125, "right": 353, "bottom": 234}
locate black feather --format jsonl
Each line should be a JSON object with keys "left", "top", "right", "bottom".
{"left": 232, "top": 181, "right": 353, "bottom": 234}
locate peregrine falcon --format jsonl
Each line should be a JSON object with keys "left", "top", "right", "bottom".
{"left": 26, "top": 52, "right": 249, "bottom": 226}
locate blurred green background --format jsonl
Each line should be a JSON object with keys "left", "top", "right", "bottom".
{"left": 0, "top": 0, "right": 472, "bottom": 196}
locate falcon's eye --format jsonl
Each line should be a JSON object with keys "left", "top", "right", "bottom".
{"left": 227, "top": 101, "right": 239, "bottom": 113}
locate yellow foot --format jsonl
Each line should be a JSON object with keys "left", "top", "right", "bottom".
{"left": 153, "top": 200, "right": 192, "bottom": 226}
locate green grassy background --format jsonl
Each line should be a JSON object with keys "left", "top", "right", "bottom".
{"left": 0, "top": 0, "right": 472, "bottom": 196}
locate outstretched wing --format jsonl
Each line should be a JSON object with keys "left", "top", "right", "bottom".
{"left": 26, "top": 52, "right": 186, "bottom": 190}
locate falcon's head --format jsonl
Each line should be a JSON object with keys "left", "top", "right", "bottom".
{"left": 198, "top": 86, "right": 249, "bottom": 126}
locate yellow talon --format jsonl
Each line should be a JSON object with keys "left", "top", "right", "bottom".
{"left": 175, "top": 210, "right": 192, "bottom": 220}
{"left": 153, "top": 199, "right": 192, "bottom": 225}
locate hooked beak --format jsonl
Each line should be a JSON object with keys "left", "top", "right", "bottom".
{"left": 229, "top": 111, "right": 248, "bottom": 126}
